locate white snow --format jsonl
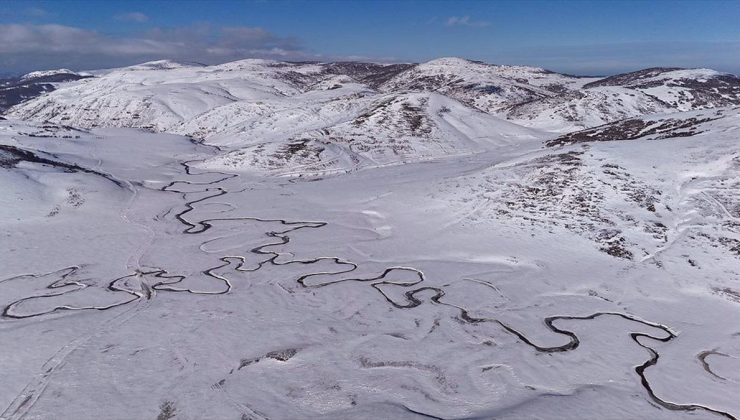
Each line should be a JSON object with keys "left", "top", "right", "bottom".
{"left": 19, "top": 69, "right": 79, "bottom": 80}
{"left": 1, "top": 58, "right": 739, "bottom": 420}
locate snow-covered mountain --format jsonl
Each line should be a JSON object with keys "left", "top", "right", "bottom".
{"left": 377, "top": 57, "right": 594, "bottom": 112}
{"left": 7, "top": 57, "right": 739, "bottom": 176}
{"left": 202, "top": 91, "right": 542, "bottom": 175}
{"left": 505, "top": 67, "right": 740, "bottom": 131}
{"left": 0, "top": 69, "right": 90, "bottom": 113}
{"left": 20, "top": 69, "right": 85, "bottom": 81}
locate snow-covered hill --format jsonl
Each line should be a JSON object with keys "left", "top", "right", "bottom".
{"left": 377, "top": 57, "right": 595, "bottom": 113}
{"left": 6, "top": 57, "right": 736, "bottom": 178}
{"left": 20, "top": 69, "right": 84, "bottom": 81}
{"left": 200, "top": 92, "right": 543, "bottom": 175}
{"left": 8, "top": 58, "right": 740, "bottom": 158}
{"left": 505, "top": 67, "right": 740, "bottom": 131}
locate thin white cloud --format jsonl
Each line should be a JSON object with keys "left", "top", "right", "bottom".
{"left": 497, "top": 41, "right": 740, "bottom": 75}
{"left": 0, "top": 23, "right": 313, "bottom": 72}
{"left": 445, "top": 16, "right": 489, "bottom": 28}
{"left": 0, "top": 24, "right": 171, "bottom": 55}
{"left": 115, "top": 12, "right": 149, "bottom": 23}
{"left": 24, "top": 7, "right": 49, "bottom": 18}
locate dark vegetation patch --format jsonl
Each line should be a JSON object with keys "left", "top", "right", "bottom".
{"left": 718, "top": 237, "right": 740, "bottom": 256}
{"left": 323, "top": 62, "right": 415, "bottom": 89}
{"left": 266, "top": 348, "right": 298, "bottom": 362}
{"left": 278, "top": 70, "right": 318, "bottom": 89}
{"left": 598, "top": 231, "right": 634, "bottom": 259}
{"left": 583, "top": 68, "right": 684, "bottom": 89}
{"left": 547, "top": 116, "right": 719, "bottom": 147}
{"left": 352, "top": 98, "right": 394, "bottom": 126}
{"left": 271, "top": 139, "right": 324, "bottom": 163}
{"left": 471, "top": 84, "right": 501, "bottom": 95}
{"left": 0, "top": 144, "right": 81, "bottom": 170}
{"left": 401, "top": 101, "right": 431, "bottom": 134}
{"left": 273, "top": 62, "right": 415, "bottom": 91}
{"left": 0, "top": 144, "right": 125, "bottom": 187}
{"left": 712, "top": 287, "right": 740, "bottom": 303}
{"left": 352, "top": 97, "right": 432, "bottom": 139}
{"left": 238, "top": 348, "right": 299, "bottom": 371}
{"left": 156, "top": 401, "right": 176, "bottom": 420}
{"left": 600, "top": 243, "right": 633, "bottom": 259}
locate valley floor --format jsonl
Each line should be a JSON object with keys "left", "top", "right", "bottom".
{"left": 1, "top": 119, "right": 739, "bottom": 419}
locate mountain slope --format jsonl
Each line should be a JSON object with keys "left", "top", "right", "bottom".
{"left": 200, "top": 92, "right": 544, "bottom": 175}
{"left": 505, "top": 68, "right": 740, "bottom": 131}
{"left": 379, "top": 57, "right": 594, "bottom": 113}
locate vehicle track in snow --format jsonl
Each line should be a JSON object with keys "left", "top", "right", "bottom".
{"left": 0, "top": 267, "right": 162, "bottom": 420}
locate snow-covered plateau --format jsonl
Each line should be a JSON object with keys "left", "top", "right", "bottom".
{"left": 1, "top": 58, "right": 739, "bottom": 420}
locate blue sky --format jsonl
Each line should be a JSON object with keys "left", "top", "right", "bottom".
{"left": 1, "top": 0, "right": 739, "bottom": 75}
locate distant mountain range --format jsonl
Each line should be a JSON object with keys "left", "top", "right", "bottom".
{"left": 0, "top": 69, "right": 91, "bottom": 113}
